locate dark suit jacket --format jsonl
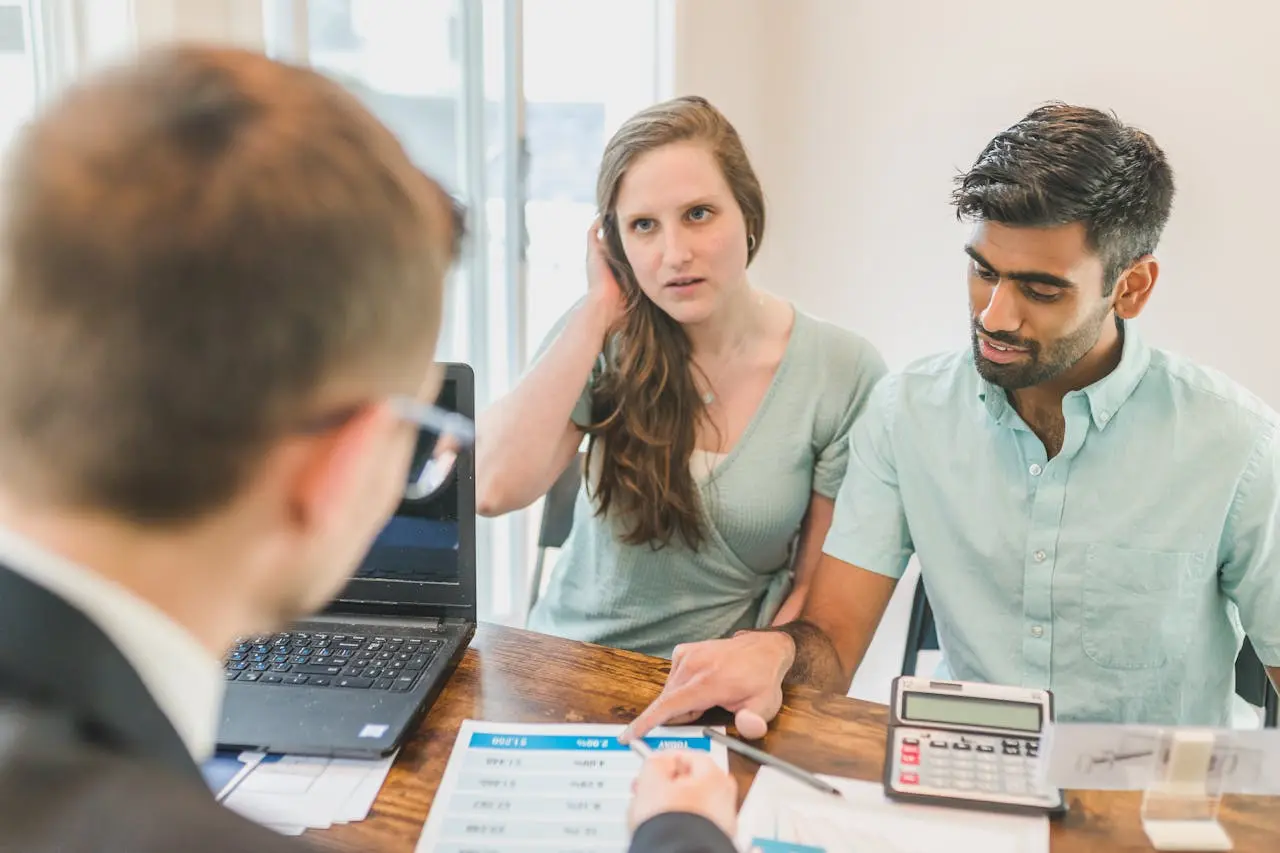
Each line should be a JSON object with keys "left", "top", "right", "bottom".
{"left": 0, "top": 564, "right": 734, "bottom": 852}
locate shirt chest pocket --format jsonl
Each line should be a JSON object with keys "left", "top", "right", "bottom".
{"left": 1081, "top": 543, "right": 1202, "bottom": 670}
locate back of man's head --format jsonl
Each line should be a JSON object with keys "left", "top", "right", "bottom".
{"left": 0, "top": 44, "right": 456, "bottom": 524}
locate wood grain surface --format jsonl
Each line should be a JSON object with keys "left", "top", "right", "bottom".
{"left": 311, "top": 623, "right": 1277, "bottom": 851}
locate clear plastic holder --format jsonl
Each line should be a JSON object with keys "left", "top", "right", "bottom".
{"left": 1140, "top": 729, "right": 1233, "bottom": 851}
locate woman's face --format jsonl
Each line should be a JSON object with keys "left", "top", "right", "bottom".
{"left": 612, "top": 141, "right": 750, "bottom": 327}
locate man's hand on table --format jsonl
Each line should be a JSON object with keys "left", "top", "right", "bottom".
{"left": 621, "top": 631, "right": 796, "bottom": 743}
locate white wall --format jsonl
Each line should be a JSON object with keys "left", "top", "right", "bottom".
{"left": 674, "top": 0, "right": 1280, "bottom": 702}
{"left": 131, "top": 0, "right": 264, "bottom": 50}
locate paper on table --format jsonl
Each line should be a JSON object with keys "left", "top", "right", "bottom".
{"left": 222, "top": 751, "right": 396, "bottom": 833}
{"left": 201, "top": 750, "right": 265, "bottom": 802}
{"left": 1042, "top": 723, "right": 1280, "bottom": 795}
{"left": 416, "top": 721, "right": 729, "bottom": 853}
{"left": 335, "top": 754, "right": 398, "bottom": 824}
{"left": 736, "top": 766, "right": 1048, "bottom": 853}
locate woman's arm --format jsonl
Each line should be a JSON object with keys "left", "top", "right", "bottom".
{"left": 476, "top": 297, "right": 610, "bottom": 516}
{"left": 475, "top": 226, "right": 623, "bottom": 516}
{"left": 770, "top": 492, "right": 835, "bottom": 625}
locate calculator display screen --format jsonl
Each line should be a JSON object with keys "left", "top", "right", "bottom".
{"left": 903, "top": 691, "right": 1042, "bottom": 732}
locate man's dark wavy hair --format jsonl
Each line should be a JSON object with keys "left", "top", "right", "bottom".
{"left": 953, "top": 103, "right": 1176, "bottom": 294}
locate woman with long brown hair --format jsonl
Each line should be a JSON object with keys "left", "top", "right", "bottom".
{"left": 476, "top": 96, "right": 886, "bottom": 657}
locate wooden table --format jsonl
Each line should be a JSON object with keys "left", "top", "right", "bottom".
{"left": 314, "top": 624, "right": 1278, "bottom": 851}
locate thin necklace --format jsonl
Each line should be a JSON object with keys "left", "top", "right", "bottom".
{"left": 701, "top": 291, "right": 765, "bottom": 405}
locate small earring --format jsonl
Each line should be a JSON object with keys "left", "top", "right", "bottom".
{"left": 747, "top": 234, "right": 757, "bottom": 253}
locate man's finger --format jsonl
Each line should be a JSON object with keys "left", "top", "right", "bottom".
{"left": 622, "top": 681, "right": 714, "bottom": 743}
{"left": 734, "top": 708, "right": 768, "bottom": 740}
{"left": 666, "top": 709, "right": 703, "bottom": 725}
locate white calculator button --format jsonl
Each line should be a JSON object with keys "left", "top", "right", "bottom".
{"left": 953, "top": 780, "right": 975, "bottom": 790}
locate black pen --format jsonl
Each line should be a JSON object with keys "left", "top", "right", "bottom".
{"left": 702, "top": 727, "right": 843, "bottom": 797}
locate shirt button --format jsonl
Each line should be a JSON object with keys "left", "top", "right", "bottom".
{"left": 1029, "top": 464, "right": 1043, "bottom": 476}
{"left": 1034, "top": 550, "right": 1046, "bottom": 562}
{"left": 1031, "top": 625, "right": 1044, "bottom": 638}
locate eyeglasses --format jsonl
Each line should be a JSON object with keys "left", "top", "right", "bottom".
{"left": 388, "top": 395, "right": 475, "bottom": 501}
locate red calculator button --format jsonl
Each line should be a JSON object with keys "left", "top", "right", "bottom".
{"left": 901, "top": 743, "right": 920, "bottom": 756}
{"left": 899, "top": 772, "right": 919, "bottom": 785}
{"left": 900, "top": 752, "right": 919, "bottom": 765}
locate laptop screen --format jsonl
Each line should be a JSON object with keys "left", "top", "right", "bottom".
{"left": 331, "top": 363, "right": 476, "bottom": 617}
{"left": 353, "top": 375, "right": 462, "bottom": 586}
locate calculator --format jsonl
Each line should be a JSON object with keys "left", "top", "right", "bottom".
{"left": 882, "top": 676, "right": 1065, "bottom": 816}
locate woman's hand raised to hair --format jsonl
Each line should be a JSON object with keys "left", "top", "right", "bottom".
{"left": 585, "top": 218, "right": 627, "bottom": 331}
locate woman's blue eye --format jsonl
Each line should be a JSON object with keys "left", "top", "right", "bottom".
{"left": 688, "top": 206, "right": 711, "bottom": 222}
{"left": 632, "top": 218, "right": 655, "bottom": 233}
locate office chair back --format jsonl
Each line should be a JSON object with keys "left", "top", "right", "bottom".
{"left": 527, "top": 452, "right": 584, "bottom": 611}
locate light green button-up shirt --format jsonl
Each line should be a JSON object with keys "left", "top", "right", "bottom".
{"left": 825, "top": 326, "right": 1280, "bottom": 725}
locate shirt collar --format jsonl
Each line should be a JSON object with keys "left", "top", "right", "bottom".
{"left": 977, "top": 321, "right": 1152, "bottom": 431}
{"left": 0, "top": 525, "right": 225, "bottom": 762}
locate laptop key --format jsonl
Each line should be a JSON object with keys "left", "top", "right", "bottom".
{"left": 391, "top": 674, "right": 417, "bottom": 691}
{"left": 241, "top": 671, "right": 261, "bottom": 682}
{"left": 310, "top": 677, "right": 331, "bottom": 686}
{"left": 405, "top": 654, "right": 433, "bottom": 670}
{"left": 294, "top": 664, "right": 342, "bottom": 676}
{"left": 271, "top": 663, "right": 292, "bottom": 672}
{"left": 224, "top": 670, "right": 240, "bottom": 681}
{"left": 341, "top": 667, "right": 364, "bottom": 678}
{"left": 336, "top": 677, "right": 374, "bottom": 689}
{"left": 374, "top": 678, "right": 394, "bottom": 690}
{"left": 262, "top": 674, "right": 284, "bottom": 684}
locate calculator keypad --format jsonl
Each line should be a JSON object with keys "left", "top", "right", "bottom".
{"left": 891, "top": 729, "right": 1053, "bottom": 804}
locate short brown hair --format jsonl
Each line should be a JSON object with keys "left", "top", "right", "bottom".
{"left": 590, "top": 95, "right": 764, "bottom": 548}
{"left": 0, "top": 44, "right": 456, "bottom": 523}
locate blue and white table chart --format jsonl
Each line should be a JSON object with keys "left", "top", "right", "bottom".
{"left": 416, "top": 721, "right": 729, "bottom": 852}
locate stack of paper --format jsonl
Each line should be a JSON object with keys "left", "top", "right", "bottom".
{"left": 201, "top": 749, "right": 397, "bottom": 836}
{"left": 737, "top": 766, "right": 1048, "bottom": 853}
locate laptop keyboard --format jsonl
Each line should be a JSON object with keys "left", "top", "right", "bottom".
{"left": 223, "top": 631, "right": 442, "bottom": 691}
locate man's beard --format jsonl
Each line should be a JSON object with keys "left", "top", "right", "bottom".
{"left": 971, "top": 306, "right": 1112, "bottom": 390}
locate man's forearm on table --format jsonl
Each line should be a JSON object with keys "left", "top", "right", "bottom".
{"left": 768, "top": 620, "right": 851, "bottom": 693}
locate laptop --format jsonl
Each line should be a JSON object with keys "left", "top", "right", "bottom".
{"left": 216, "top": 363, "right": 478, "bottom": 759}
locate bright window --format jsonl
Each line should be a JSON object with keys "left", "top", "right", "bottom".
{"left": 263, "top": 0, "right": 667, "bottom": 624}
{"left": 0, "top": 1, "right": 37, "bottom": 153}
